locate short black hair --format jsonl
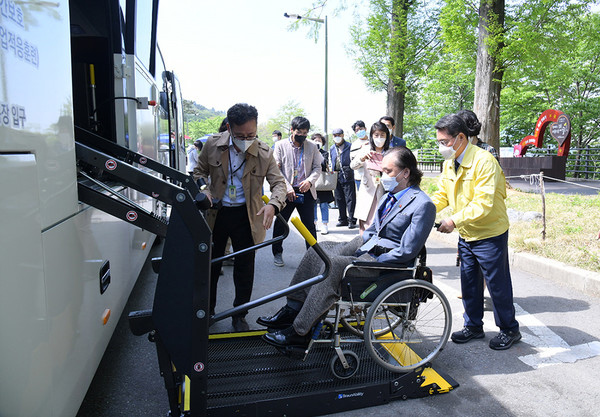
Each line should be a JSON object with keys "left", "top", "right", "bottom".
{"left": 226, "top": 104, "right": 257, "bottom": 128}
{"left": 311, "top": 133, "right": 324, "bottom": 142}
{"left": 272, "top": 130, "right": 282, "bottom": 137}
{"left": 369, "top": 122, "right": 391, "bottom": 151}
{"left": 218, "top": 117, "right": 228, "bottom": 133}
{"left": 434, "top": 113, "right": 469, "bottom": 139}
{"left": 352, "top": 120, "right": 366, "bottom": 132}
{"left": 456, "top": 109, "right": 481, "bottom": 137}
{"left": 194, "top": 139, "right": 203, "bottom": 150}
{"left": 291, "top": 116, "right": 310, "bottom": 131}
{"left": 380, "top": 116, "right": 395, "bottom": 127}
{"left": 385, "top": 146, "right": 423, "bottom": 186}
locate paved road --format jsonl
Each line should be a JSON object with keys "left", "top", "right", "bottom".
{"left": 77, "top": 209, "right": 600, "bottom": 417}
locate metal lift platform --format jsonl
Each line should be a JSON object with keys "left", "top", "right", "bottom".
{"left": 200, "top": 331, "right": 458, "bottom": 416}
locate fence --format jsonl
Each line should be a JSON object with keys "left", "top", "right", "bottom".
{"left": 415, "top": 148, "right": 443, "bottom": 172}
{"left": 415, "top": 146, "right": 600, "bottom": 179}
{"left": 528, "top": 147, "right": 600, "bottom": 179}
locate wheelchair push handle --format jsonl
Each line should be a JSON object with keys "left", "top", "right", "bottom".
{"left": 291, "top": 216, "right": 317, "bottom": 247}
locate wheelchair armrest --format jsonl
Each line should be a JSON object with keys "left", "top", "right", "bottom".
{"left": 350, "top": 260, "right": 415, "bottom": 270}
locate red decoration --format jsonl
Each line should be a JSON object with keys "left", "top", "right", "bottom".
{"left": 514, "top": 109, "right": 571, "bottom": 157}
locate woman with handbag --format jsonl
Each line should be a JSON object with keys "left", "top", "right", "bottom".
{"left": 350, "top": 122, "right": 391, "bottom": 234}
{"left": 311, "top": 133, "right": 335, "bottom": 235}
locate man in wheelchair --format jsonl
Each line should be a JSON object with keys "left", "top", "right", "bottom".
{"left": 258, "top": 146, "right": 437, "bottom": 348}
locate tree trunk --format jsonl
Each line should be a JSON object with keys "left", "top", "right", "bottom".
{"left": 473, "top": 0, "right": 505, "bottom": 150}
{"left": 386, "top": 80, "right": 405, "bottom": 136}
{"left": 387, "top": 0, "right": 410, "bottom": 138}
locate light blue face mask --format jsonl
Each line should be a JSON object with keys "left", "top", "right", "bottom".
{"left": 356, "top": 129, "right": 367, "bottom": 139}
{"left": 380, "top": 172, "right": 399, "bottom": 192}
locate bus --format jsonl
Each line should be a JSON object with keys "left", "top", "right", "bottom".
{"left": 0, "top": 1, "right": 186, "bottom": 415}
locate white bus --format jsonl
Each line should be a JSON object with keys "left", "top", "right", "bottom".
{"left": 0, "top": 1, "right": 185, "bottom": 415}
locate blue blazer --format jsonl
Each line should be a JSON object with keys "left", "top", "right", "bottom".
{"left": 390, "top": 135, "right": 407, "bottom": 148}
{"left": 330, "top": 142, "right": 354, "bottom": 183}
{"left": 360, "top": 186, "right": 436, "bottom": 265}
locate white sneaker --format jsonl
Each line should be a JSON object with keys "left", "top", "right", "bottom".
{"left": 315, "top": 222, "right": 320, "bottom": 232}
{"left": 321, "top": 224, "right": 328, "bottom": 235}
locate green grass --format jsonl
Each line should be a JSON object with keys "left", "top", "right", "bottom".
{"left": 421, "top": 177, "right": 600, "bottom": 273}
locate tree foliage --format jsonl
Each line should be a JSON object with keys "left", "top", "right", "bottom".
{"left": 186, "top": 116, "right": 224, "bottom": 143}
{"left": 258, "top": 100, "right": 317, "bottom": 147}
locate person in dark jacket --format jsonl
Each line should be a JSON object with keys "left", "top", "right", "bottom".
{"left": 330, "top": 128, "right": 357, "bottom": 229}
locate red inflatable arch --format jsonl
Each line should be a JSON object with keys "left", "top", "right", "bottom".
{"left": 513, "top": 109, "right": 571, "bottom": 157}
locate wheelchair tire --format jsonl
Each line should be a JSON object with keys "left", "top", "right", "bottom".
{"left": 330, "top": 350, "right": 360, "bottom": 379}
{"left": 363, "top": 279, "right": 451, "bottom": 373}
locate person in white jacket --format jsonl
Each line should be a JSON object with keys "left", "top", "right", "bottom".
{"left": 350, "top": 122, "right": 391, "bottom": 233}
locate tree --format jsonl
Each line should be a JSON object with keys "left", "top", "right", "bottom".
{"left": 501, "top": 10, "right": 600, "bottom": 156}
{"left": 258, "top": 101, "right": 314, "bottom": 146}
{"left": 186, "top": 116, "right": 224, "bottom": 144}
{"left": 348, "top": 0, "right": 441, "bottom": 137}
{"left": 440, "top": 0, "right": 595, "bottom": 150}
{"left": 473, "top": 0, "right": 505, "bottom": 150}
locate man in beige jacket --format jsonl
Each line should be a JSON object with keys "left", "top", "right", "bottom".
{"left": 194, "top": 103, "right": 287, "bottom": 331}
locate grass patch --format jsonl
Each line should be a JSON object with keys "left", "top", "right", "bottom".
{"left": 422, "top": 177, "right": 600, "bottom": 273}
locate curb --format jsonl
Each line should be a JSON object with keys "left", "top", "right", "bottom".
{"left": 427, "top": 230, "right": 600, "bottom": 298}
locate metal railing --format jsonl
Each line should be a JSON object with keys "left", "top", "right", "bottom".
{"left": 415, "top": 148, "right": 443, "bottom": 172}
{"left": 527, "top": 147, "right": 600, "bottom": 179}
{"left": 415, "top": 146, "right": 600, "bottom": 179}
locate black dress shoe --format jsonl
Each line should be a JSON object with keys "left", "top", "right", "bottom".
{"left": 262, "top": 326, "right": 311, "bottom": 348}
{"left": 348, "top": 221, "right": 357, "bottom": 229}
{"left": 256, "top": 305, "right": 298, "bottom": 329}
{"left": 336, "top": 220, "right": 349, "bottom": 227}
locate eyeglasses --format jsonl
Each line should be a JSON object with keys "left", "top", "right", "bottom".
{"left": 231, "top": 133, "right": 258, "bottom": 141}
{"left": 436, "top": 136, "right": 456, "bottom": 147}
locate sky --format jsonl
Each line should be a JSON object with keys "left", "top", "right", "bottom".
{"left": 157, "top": 0, "right": 387, "bottom": 136}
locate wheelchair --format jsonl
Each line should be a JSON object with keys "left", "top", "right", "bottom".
{"left": 297, "top": 247, "right": 452, "bottom": 380}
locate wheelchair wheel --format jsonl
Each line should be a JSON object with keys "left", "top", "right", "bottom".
{"left": 330, "top": 350, "right": 360, "bottom": 379}
{"left": 364, "top": 279, "right": 451, "bottom": 373}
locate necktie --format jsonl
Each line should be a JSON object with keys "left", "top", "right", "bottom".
{"left": 380, "top": 194, "right": 396, "bottom": 220}
{"left": 454, "top": 160, "right": 460, "bottom": 172}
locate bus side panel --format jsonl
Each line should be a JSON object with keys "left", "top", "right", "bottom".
{"left": 43, "top": 207, "right": 155, "bottom": 417}
{"left": 0, "top": 1, "right": 78, "bottom": 230}
{"left": 0, "top": 154, "right": 52, "bottom": 417}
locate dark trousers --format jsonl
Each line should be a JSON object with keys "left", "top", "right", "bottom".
{"left": 458, "top": 230, "right": 519, "bottom": 332}
{"left": 272, "top": 190, "right": 317, "bottom": 254}
{"left": 211, "top": 205, "right": 255, "bottom": 318}
{"left": 334, "top": 180, "right": 356, "bottom": 223}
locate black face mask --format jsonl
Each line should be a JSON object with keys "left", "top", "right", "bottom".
{"left": 294, "top": 135, "right": 307, "bottom": 144}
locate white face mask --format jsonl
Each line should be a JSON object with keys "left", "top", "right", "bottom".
{"left": 233, "top": 137, "right": 255, "bottom": 153}
{"left": 373, "top": 137, "right": 386, "bottom": 148}
{"left": 438, "top": 143, "right": 456, "bottom": 160}
{"left": 333, "top": 136, "right": 343, "bottom": 144}
{"left": 380, "top": 172, "right": 399, "bottom": 192}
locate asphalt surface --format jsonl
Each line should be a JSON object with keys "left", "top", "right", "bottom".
{"left": 77, "top": 202, "right": 600, "bottom": 417}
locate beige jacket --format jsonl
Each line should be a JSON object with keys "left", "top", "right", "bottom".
{"left": 350, "top": 147, "right": 385, "bottom": 221}
{"left": 273, "top": 138, "right": 322, "bottom": 200}
{"left": 193, "top": 132, "right": 287, "bottom": 244}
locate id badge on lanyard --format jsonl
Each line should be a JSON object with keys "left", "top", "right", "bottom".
{"left": 228, "top": 184, "right": 237, "bottom": 200}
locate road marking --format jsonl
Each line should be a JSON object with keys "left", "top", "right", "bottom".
{"left": 435, "top": 280, "right": 600, "bottom": 369}
{"left": 514, "top": 304, "right": 600, "bottom": 369}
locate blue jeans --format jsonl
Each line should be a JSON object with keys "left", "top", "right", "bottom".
{"left": 458, "top": 230, "right": 519, "bottom": 332}
{"left": 314, "top": 201, "right": 329, "bottom": 223}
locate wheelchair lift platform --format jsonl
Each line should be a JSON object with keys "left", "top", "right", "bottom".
{"left": 196, "top": 331, "right": 458, "bottom": 416}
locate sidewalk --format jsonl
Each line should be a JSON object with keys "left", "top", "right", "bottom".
{"left": 427, "top": 229, "right": 600, "bottom": 298}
